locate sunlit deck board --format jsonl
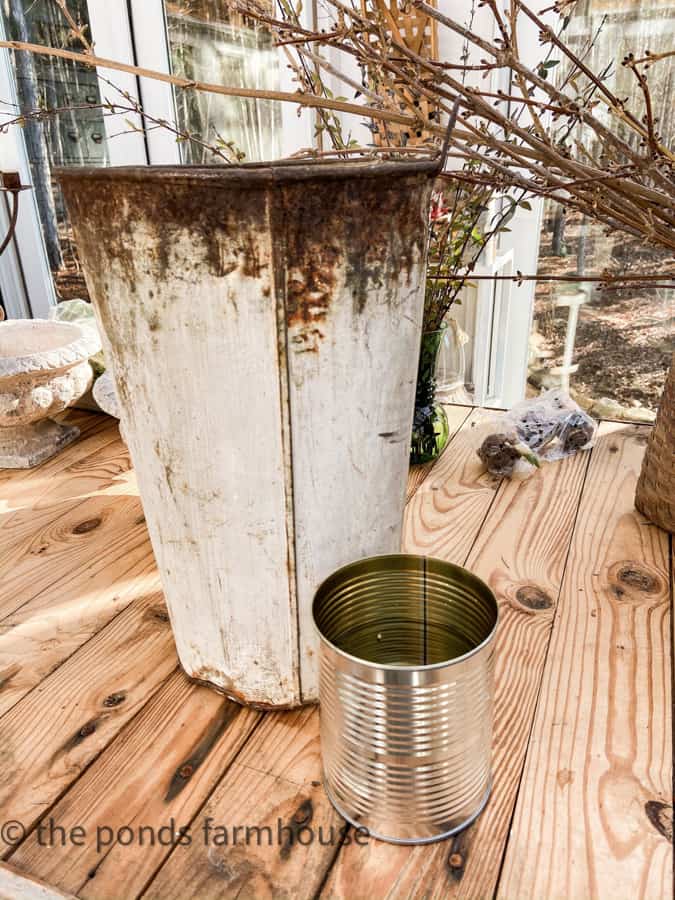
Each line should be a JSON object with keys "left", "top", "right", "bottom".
{"left": 322, "top": 410, "right": 592, "bottom": 898}
{"left": 0, "top": 416, "right": 160, "bottom": 716}
{"left": 404, "top": 405, "right": 471, "bottom": 502}
{"left": 9, "top": 672, "right": 260, "bottom": 899}
{"left": 0, "top": 409, "right": 671, "bottom": 899}
{"left": 498, "top": 422, "right": 672, "bottom": 900}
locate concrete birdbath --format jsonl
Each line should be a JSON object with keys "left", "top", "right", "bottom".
{"left": 0, "top": 319, "right": 101, "bottom": 467}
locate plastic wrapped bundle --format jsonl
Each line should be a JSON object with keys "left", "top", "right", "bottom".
{"left": 472, "top": 390, "right": 597, "bottom": 478}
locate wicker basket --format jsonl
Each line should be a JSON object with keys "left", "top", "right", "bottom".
{"left": 635, "top": 354, "right": 674, "bottom": 532}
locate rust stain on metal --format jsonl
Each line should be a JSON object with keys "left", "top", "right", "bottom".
{"left": 56, "top": 172, "right": 269, "bottom": 369}
{"left": 58, "top": 161, "right": 433, "bottom": 362}
{"left": 187, "top": 664, "right": 309, "bottom": 711}
{"left": 278, "top": 172, "right": 431, "bottom": 351}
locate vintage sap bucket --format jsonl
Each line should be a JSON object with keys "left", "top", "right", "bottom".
{"left": 58, "top": 158, "right": 437, "bottom": 708}
{"left": 313, "top": 553, "right": 498, "bottom": 844}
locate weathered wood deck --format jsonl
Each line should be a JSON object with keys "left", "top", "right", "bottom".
{"left": 0, "top": 407, "right": 671, "bottom": 900}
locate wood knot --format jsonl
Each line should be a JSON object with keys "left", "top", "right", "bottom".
{"left": 279, "top": 798, "right": 314, "bottom": 860}
{"left": 102, "top": 691, "right": 126, "bottom": 708}
{"left": 616, "top": 565, "right": 659, "bottom": 594}
{"left": 608, "top": 562, "right": 663, "bottom": 603}
{"left": 145, "top": 607, "right": 170, "bottom": 624}
{"left": 292, "top": 798, "right": 313, "bottom": 825}
{"left": 72, "top": 517, "right": 102, "bottom": 535}
{"left": 179, "top": 764, "right": 194, "bottom": 779}
{"left": 446, "top": 832, "right": 467, "bottom": 881}
{"left": 516, "top": 585, "right": 553, "bottom": 610}
{"left": 645, "top": 800, "right": 673, "bottom": 842}
{"left": 79, "top": 721, "right": 96, "bottom": 738}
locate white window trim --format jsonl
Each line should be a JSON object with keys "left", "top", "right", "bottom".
{"left": 0, "top": 3, "right": 148, "bottom": 318}
{"left": 127, "top": 0, "right": 181, "bottom": 165}
{"left": 87, "top": 1, "right": 148, "bottom": 166}
{"left": 0, "top": 15, "right": 54, "bottom": 318}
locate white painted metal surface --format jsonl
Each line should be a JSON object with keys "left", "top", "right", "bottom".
{"left": 59, "top": 160, "right": 434, "bottom": 707}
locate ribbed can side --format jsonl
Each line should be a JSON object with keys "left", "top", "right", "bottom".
{"left": 313, "top": 554, "right": 498, "bottom": 844}
{"left": 319, "top": 639, "right": 496, "bottom": 843}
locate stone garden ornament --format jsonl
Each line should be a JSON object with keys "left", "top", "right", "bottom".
{"left": 0, "top": 319, "right": 101, "bottom": 467}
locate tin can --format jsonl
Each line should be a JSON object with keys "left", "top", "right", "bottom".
{"left": 313, "top": 553, "right": 498, "bottom": 844}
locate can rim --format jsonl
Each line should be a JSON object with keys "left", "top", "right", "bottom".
{"left": 322, "top": 778, "right": 493, "bottom": 845}
{"left": 312, "top": 553, "right": 499, "bottom": 672}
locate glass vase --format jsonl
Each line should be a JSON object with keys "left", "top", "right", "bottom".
{"left": 410, "top": 327, "right": 451, "bottom": 465}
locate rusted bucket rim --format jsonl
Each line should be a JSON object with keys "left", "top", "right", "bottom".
{"left": 312, "top": 553, "right": 499, "bottom": 672}
{"left": 55, "top": 156, "right": 441, "bottom": 187}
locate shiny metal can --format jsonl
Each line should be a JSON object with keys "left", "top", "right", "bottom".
{"left": 313, "top": 553, "right": 498, "bottom": 844}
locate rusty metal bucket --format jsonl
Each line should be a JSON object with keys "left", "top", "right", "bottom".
{"left": 58, "top": 158, "right": 437, "bottom": 708}
{"left": 313, "top": 554, "right": 498, "bottom": 843}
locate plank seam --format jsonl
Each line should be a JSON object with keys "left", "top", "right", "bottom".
{"left": 312, "top": 827, "right": 349, "bottom": 900}
{"left": 1, "top": 664, "right": 180, "bottom": 866}
{"left": 69, "top": 698, "right": 264, "bottom": 898}
{"left": 491, "top": 439, "right": 595, "bottom": 898}
{"left": 136, "top": 712, "right": 269, "bottom": 899}
{"left": 0, "top": 579, "right": 159, "bottom": 725}
{"left": 405, "top": 405, "right": 473, "bottom": 506}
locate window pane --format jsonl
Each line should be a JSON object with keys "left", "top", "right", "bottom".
{"left": 528, "top": 0, "right": 674, "bottom": 421}
{"left": 165, "top": 0, "right": 283, "bottom": 163}
{"left": 1, "top": 0, "right": 111, "bottom": 300}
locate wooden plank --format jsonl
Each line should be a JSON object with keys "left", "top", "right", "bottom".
{"left": 498, "top": 422, "right": 672, "bottom": 900}
{"left": 405, "top": 405, "right": 471, "bottom": 503}
{"left": 402, "top": 407, "right": 501, "bottom": 563}
{"left": 0, "top": 490, "right": 154, "bottom": 623}
{"left": 8, "top": 671, "right": 261, "bottom": 899}
{"left": 0, "top": 427, "right": 132, "bottom": 559}
{"left": 0, "top": 591, "right": 177, "bottom": 850}
{"left": 140, "top": 410, "right": 500, "bottom": 898}
{"left": 0, "top": 424, "right": 160, "bottom": 715}
{"left": 0, "top": 863, "right": 77, "bottom": 900}
{"left": 143, "top": 706, "right": 344, "bottom": 900}
{"left": 321, "top": 422, "right": 592, "bottom": 898}
{"left": 0, "top": 539, "right": 158, "bottom": 717}
{"left": 0, "top": 414, "right": 120, "bottom": 512}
